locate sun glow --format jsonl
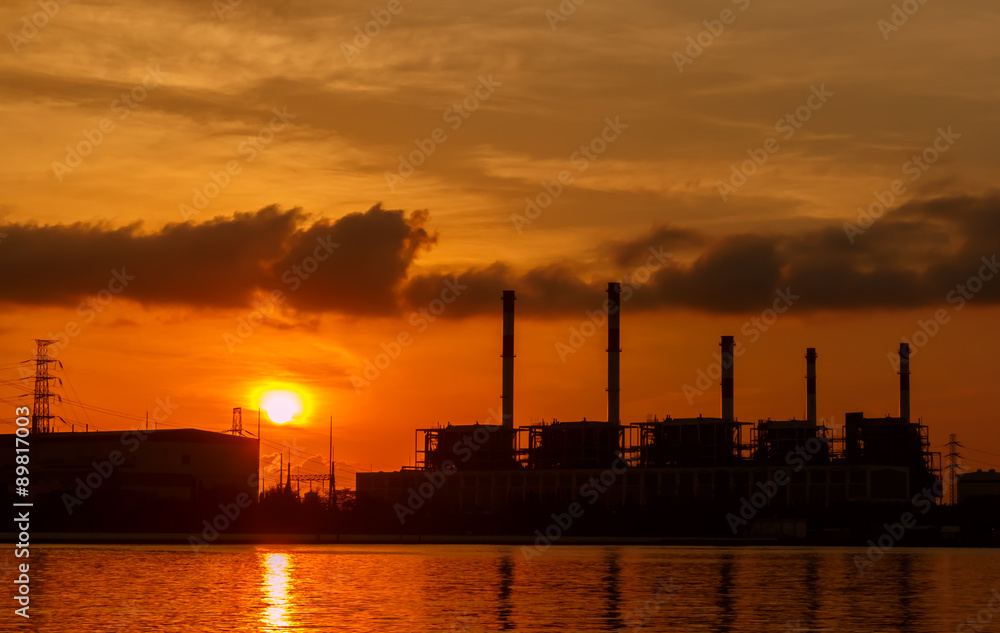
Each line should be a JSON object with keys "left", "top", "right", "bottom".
{"left": 260, "top": 389, "right": 304, "bottom": 424}
{"left": 261, "top": 552, "right": 291, "bottom": 629}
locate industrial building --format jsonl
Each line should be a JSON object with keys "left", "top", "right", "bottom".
{"left": 2, "top": 339, "right": 261, "bottom": 533}
{"left": 957, "top": 470, "right": 1000, "bottom": 504}
{"left": 13, "top": 427, "right": 257, "bottom": 499}
{"left": 358, "top": 284, "right": 942, "bottom": 532}
{"left": 1, "top": 426, "right": 258, "bottom": 533}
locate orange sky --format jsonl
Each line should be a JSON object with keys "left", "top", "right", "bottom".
{"left": 2, "top": 0, "right": 999, "bottom": 487}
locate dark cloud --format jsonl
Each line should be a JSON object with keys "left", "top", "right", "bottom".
{"left": 401, "top": 262, "right": 513, "bottom": 319}
{"left": 649, "top": 234, "right": 783, "bottom": 312}
{"left": 0, "top": 206, "right": 300, "bottom": 307}
{"left": 607, "top": 224, "right": 706, "bottom": 268}
{"left": 2, "top": 194, "right": 998, "bottom": 318}
{"left": 0, "top": 204, "right": 433, "bottom": 315}
{"left": 268, "top": 205, "right": 436, "bottom": 315}
{"left": 404, "top": 193, "right": 1000, "bottom": 316}
{"left": 400, "top": 262, "right": 595, "bottom": 318}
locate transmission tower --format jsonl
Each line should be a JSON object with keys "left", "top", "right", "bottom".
{"left": 30, "top": 339, "right": 63, "bottom": 434}
{"left": 946, "top": 433, "right": 963, "bottom": 506}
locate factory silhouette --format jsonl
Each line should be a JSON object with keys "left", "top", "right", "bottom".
{"left": 4, "top": 284, "right": 1000, "bottom": 544}
{"left": 356, "top": 285, "right": 949, "bottom": 541}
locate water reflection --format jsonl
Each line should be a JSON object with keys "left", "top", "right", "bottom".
{"left": 261, "top": 552, "right": 291, "bottom": 631}
{"left": 716, "top": 553, "right": 735, "bottom": 633}
{"left": 603, "top": 548, "right": 624, "bottom": 631}
{"left": 892, "top": 552, "right": 935, "bottom": 633}
{"left": 497, "top": 554, "right": 515, "bottom": 630}
{"left": 803, "top": 553, "right": 820, "bottom": 627}
{"left": 898, "top": 554, "right": 916, "bottom": 632}
{"left": 30, "top": 545, "right": 1000, "bottom": 632}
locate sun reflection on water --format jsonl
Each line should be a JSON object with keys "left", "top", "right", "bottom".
{"left": 261, "top": 551, "right": 291, "bottom": 630}
{"left": 28, "top": 545, "right": 1000, "bottom": 632}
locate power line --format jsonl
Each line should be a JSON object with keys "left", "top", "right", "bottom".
{"left": 0, "top": 377, "right": 32, "bottom": 391}
{"left": 959, "top": 455, "right": 996, "bottom": 469}
{"left": 60, "top": 365, "right": 95, "bottom": 429}
{"left": 963, "top": 446, "right": 1000, "bottom": 460}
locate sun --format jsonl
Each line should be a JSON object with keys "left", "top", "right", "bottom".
{"left": 260, "top": 390, "right": 304, "bottom": 424}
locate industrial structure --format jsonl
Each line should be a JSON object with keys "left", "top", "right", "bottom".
{"left": 1, "top": 343, "right": 261, "bottom": 533}
{"left": 957, "top": 469, "right": 1000, "bottom": 504}
{"left": 358, "top": 285, "right": 943, "bottom": 533}
{"left": 2, "top": 342, "right": 355, "bottom": 535}
{"left": 3, "top": 285, "right": 949, "bottom": 538}
{"left": 1, "top": 428, "right": 259, "bottom": 532}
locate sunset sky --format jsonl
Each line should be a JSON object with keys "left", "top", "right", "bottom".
{"left": 2, "top": 0, "right": 999, "bottom": 488}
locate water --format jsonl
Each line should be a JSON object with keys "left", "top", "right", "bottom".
{"left": 8, "top": 545, "right": 1000, "bottom": 632}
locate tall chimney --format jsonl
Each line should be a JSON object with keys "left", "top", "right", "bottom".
{"left": 607, "top": 282, "right": 621, "bottom": 425}
{"left": 899, "top": 342, "right": 910, "bottom": 423}
{"left": 806, "top": 348, "right": 817, "bottom": 425}
{"left": 721, "top": 336, "right": 735, "bottom": 421}
{"left": 501, "top": 290, "right": 516, "bottom": 430}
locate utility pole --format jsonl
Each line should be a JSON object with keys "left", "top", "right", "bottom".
{"left": 946, "top": 434, "right": 963, "bottom": 505}
{"left": 257, "top": 408, "right": 261, "bottom": 500}
{"left": 329, "top": 415, "right": 336, "bottom": 510}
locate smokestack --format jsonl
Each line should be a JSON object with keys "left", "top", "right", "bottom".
{"left": 501, "top": 290, "right": 516, "bottom": 430}
{"left": 721, "top": 336, "right": 735, "bottom": 421}
{"left": 806, "top": 348, "right": 817, "bottom": 425}
{"left": 899, "top": 342, "right": 910, "bottom": 422}
{"left": 607, "top": 282, "right": 621, "bottom": 425}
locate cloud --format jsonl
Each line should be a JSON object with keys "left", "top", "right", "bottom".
{"left": 267, "top": 205, "right": 436, "bottom": 315}
{"left": 647, "top": 233, "right": 783, "bottom": 312}
{"left": 0, "top": 204, "right": 434, "bottom": 315}
{"left": 607, "top": 225, "right": 706, "bottom": 268}
{"left": 404, "top": 192, "right": 1000, "bottom": 315}
{"left": 401, "top": 262, "right": 595, "bottom": 318}
{"left": 2, "top": 194, "right": 998, "bottom": 318}
{"left": 0, "top": 206, "right": 300, "bottom": 307}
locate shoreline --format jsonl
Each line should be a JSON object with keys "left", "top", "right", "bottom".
{"left": 4, "top": 532, "right": 985, "bottom": 547}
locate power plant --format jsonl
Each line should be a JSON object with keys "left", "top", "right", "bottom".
{"left": 358, "top": 286, "right": 943, "bottom": 534}
{"left": 2, "top": 287, "right": 955, "bottom": 541}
